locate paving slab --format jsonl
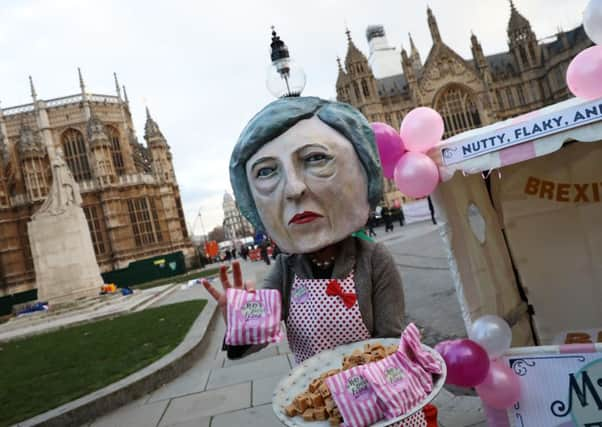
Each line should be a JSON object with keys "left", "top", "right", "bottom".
{"left": 252, "top": 375, "right": 283, "bottom": 406}
{"left": 206, "top": 355, "right": 290, "bottom": 390}
{"left": 90, "top": 399, "right": 168, "bottom": 427}
{"left": 437, "top": 395, "right": 486, "bottom": 427}
{"left": 146, "top": 369, "right": 210, "bottom": 404}
{"left": 159, "top": 417, "right": 211, "bottom": 427}
{"left": 223, "top": 345, "right": 278, "bottom": 367}
{"left": 158, "top": 382, "right": 251, "bottom": 426}
{"left": 211, "top": 403, "right": 281, "bottom": 427}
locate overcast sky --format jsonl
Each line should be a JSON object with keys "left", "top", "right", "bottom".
{"left": 0, "top": 0, "right": 589, "bottom": 235}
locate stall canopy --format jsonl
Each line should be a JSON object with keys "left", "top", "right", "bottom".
{"left": 432, "top": 96, "right": 602, "bottom": 346}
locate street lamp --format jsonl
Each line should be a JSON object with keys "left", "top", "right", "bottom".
{"left": 266, "top": 27, "right": 306, "bottom": 98}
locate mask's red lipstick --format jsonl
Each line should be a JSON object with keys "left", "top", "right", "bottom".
{"left": 289, "top": 211, "right": 324, "bottom": 225}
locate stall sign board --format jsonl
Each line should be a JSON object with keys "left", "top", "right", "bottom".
{"left": 440, "top": 98, "right": 602, "bottom": 165}
{"left": 501, "top": 347, "right": 602, "bottom": 427}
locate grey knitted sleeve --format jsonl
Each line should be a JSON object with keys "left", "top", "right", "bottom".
{"left": 370, "top": 242, "right": 406, "bottom": 338}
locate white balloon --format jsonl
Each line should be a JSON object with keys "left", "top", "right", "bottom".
{"left": 469, "top": 315, "right": 512, "bottom": 359}
{"left": 584, "top": 0, "right": 602, "bottom": 45}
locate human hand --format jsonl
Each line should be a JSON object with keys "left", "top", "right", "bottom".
{"left": 202, "top": 261, "right": 255, "bottom": 322}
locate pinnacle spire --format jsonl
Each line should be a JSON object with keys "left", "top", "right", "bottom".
{"left": 123, "top": 85, "right": 129, "bottom": 104}
{"left": 113, "top": 72, "right": 122, "bottom": 99}
{"left": 78, "top": 67, "right": 86, "bottom": 94}
{"left": 507, "top": 0, "right": 532, "bottom": 34}
{"left": 336, "top": 56, "right": 343, "bottom": 71}
{"left": 409, "top": 33, "right": 417, "bottom": 51}
{"left": 345, "top": 27, "right": 352, "bottom": 42}
{"left": 427, "top": 6, "right": 442, "bottom": 44}
{"left": 146, "top": 106, "right": 151, "bottom": 120}
{"left": 29, "top": 76, "right": 37, "bottom": 101}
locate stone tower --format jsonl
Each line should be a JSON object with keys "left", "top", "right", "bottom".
{"left": 342, "top": 29, "right": 381, "bottom": 118}
{"left": 507, "top": 0, "right": 540, "bottom": 70}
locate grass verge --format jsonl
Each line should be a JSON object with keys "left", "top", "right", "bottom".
{"left": 0, "top": 299, "right": 206, "bottom": 426}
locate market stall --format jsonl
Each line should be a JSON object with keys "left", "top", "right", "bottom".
{"left": 431, "top": 95, "right": 602, "bottom": 347}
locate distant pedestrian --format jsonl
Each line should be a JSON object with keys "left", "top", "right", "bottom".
{"left": 232, "top": 248, "right": 237, "bottom": 259}
{"left": 398, "top": 208, "right": 405, "bottom": 227}
{"left": 260, "top": 241, "right": 271, "bottom": 265}
{"left": 383, "top": 207, "right": 394, "bottom": 232}
{"left": 367, "top": 212, "right": 377, "bottom": 237}
{"left": 427, "top": 196, "right": 437, "bottom": 225}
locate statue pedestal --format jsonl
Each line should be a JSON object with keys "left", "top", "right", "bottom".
{"left": 28, "top": 205, "right": 103, "bottom": 304}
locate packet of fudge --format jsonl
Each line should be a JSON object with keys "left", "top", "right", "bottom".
{"left": 325, "top": 365, "right": 383, "bottom": 427}
{"left": 363, "top": 349, "right": 431, "bottom": 419}
{"left": 399, "top": 323, "right": 443, "bottom": 382}
{"left": 364, "top": 323, "right": 443, "bottom": 419}
{"left": 225, "top": 288, "right": 282, "bottom": 345}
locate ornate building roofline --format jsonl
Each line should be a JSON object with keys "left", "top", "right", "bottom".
{"left": 1, "top": 93, "right": 121, "bottom": 117}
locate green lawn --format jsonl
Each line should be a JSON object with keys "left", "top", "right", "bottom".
{"left": 0, "top": 299, "right": 207, "bottom": 427}
{"left": 131, "top": 267, "right": 221, "bottom": 290}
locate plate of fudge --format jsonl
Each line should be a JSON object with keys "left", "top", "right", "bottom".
{"left": 272, "top": 324, "right": 446, "bottom": 427}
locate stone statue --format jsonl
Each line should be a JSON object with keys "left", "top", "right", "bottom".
{"left": 33, "top": 150, "right": 82, "bottom": 218}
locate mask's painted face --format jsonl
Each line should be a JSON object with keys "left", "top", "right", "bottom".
{"left": 246, "top": 117, "right": 370, "bottom": 254}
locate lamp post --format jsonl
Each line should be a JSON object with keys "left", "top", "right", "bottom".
{"left": 266, "top": 27, "right": 306, "bottom": 98}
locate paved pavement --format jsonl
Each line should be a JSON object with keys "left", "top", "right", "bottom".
{"left": 86, "top": 221, "right": 487, "bottom": 427}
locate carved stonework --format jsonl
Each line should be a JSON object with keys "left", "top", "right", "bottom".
{"left": 87, "top": 114, "right": 110, "bottom": 148}
{"left": 18, "top": 124, "right": 46, "bottom": 158}
{"left": 33, "top": 152, "right": 82, "bottom": 218}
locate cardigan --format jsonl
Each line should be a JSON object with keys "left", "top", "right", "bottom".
{"left": 264, "top": 236, "right": 405, "bottom": 338}
{"left": 225, "top": 236, "right": 406, "bottom": 359}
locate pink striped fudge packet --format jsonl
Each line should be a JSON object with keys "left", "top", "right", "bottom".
{"left": 363, "top": 351, "right": 431, "bottom": 419}
{"left": 399, "top": 323, "right": 443, "bottom": 381}
{"left": 325, "top": 365, "right": 384, "bottom": 427}
{"left": 225, "top": 288, "right": 283, "bottom": 345}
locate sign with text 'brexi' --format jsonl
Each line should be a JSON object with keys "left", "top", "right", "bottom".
{"left": 440, "top": 98, "right": 602, "bottom": 166}
{"left": 504, "top": 349, "right": 602, "bottom": 426}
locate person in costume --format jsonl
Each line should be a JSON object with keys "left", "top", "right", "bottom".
{"left": 203, "top": 97, "right": 436, "bottom": 425}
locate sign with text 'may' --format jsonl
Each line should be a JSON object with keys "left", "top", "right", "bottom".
{"left": 440, "top": 98, "right": 602, "bottom": 166}
{"left": 504, "top": 347, "right": 602, "bottom": 427}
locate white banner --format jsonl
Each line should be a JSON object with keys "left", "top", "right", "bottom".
{"left": 503, "top": 348, "right": 602, "bottom": 427}
{"left": 440, "top": 98, "right": 602, "bottom": 165}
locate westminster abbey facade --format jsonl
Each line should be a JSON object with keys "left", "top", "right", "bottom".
{"left": 0, "top": 71, "right": 193, "bottom": 299}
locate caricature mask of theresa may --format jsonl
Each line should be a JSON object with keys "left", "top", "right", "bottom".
{"left": 204, "top": 96, "right": 405, "bottom": 368}
{"left": 229, "top": 97, "right": 383, "bottom": 254}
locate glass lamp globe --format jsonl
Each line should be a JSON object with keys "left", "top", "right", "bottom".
{"left": 266, "top": 57, "right": 306, "bottom": 98}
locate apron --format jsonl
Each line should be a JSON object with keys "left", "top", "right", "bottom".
{"left": 286, "top": 270, "right": 428, "bottom": 427}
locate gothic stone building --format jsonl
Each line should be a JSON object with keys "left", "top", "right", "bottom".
{"left": 222, "top": 192, "right": 254, "bottom": 241}
{"left": 0, "top": 71, "right": 193, "bottom": 299}
{"left": 335, "top": 3, "right": 593, "bottom": 207}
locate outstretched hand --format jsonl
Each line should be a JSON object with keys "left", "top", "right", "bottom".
{"left": 202, "top": 261, "right": 255, "bottom": 322}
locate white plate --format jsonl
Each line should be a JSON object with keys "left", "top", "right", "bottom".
{"left": 272, "top": 338, "right": 446, "bottom": 427}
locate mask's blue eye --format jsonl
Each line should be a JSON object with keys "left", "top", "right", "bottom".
{"left": 256, "top": 166, "right": 276, "bottom": 178}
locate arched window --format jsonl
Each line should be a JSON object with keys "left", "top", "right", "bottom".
{"left": 519, "top": 45, "right": 528, "bottom": 65}
{"left": 352, "top": 81, "right": 361, "bottom": 99}
{"left": 506, "top": 87, "right": 515, "bottom": 108}
{"left": 62, "top": 129, "right": 91, "bottom": 182}
{"left": 435, "top": 85, "right": 482, "bottom": 138}
{"left": 361, "top": 79, "right": 370, "bottom": 97}
{"left": 517, "top": 85, "right": 526, "bottom": 105}
{"left": 106, "top": 126, "right": 125, "bottom": 175}
{"left": 496, "top": 90, "right": 504, "bottom": 109}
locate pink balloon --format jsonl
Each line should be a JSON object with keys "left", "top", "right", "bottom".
{"left": 371, "top": 122, "right": 406, "bottom": 179}
{"left": 476, "top": 360, "right": 522, "bottom": 409}
{"left": 400, "top": 107, "right": 444, "bottom": 153}
{"left": 436, "top": 339, "right": 490, "bottom": 388}
{"left": 566, "top": 46, "right": 602, "bottom": 100}
{"left": 393, "top": 152, "right": 440, "bottom": 198}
